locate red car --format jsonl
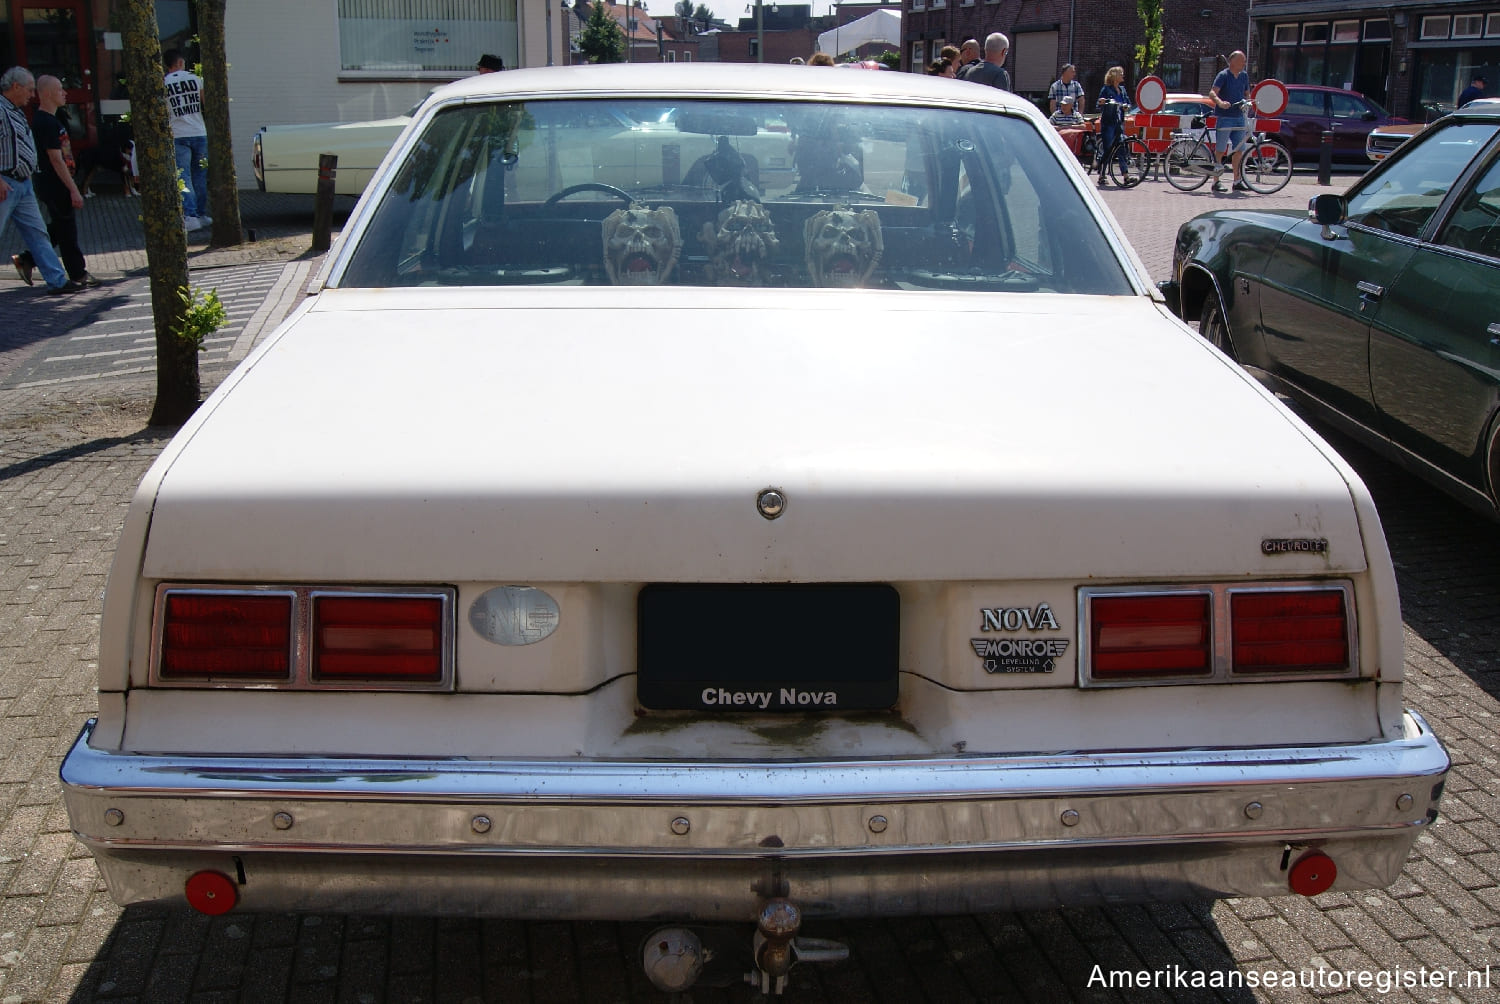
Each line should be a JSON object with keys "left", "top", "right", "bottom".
{"left": 1277, "top": 84, "right": 1407, "bottom": 161}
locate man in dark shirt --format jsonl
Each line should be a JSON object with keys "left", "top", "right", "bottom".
{"left": 1458, "top": 75, "right": 1486, "bottom": 108}
{"left": 958, "top": 33, "right": 1010, "bottom": 91}
{"left": 12, "top": 74, "right": 95, "bottom": 287}
{"left": 1, "top": 66, "right": 77, "bottom": 294}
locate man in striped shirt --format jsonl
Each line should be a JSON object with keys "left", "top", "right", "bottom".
{"left": 1, "top": 66, "right": 78, "bottom": 294}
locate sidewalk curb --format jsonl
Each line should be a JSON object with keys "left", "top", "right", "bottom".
{"left": 228, "top": 258, "right": 316, "bottom": 363}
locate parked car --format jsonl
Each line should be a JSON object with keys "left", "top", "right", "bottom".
{"left": 64, "top": 64, "right": 1447, "bottom": 994}
{"left": 1276, "top": 84, "right": 1407, "bottom": 161}
{"left": 1366, "top": 122, "right": 1426, "bottom": 162}
{"left": 1165, "top": 102, "right": 1500, "bottom": 519}
{"left": 252, "top": 109, "right": 415, "bottom": 196}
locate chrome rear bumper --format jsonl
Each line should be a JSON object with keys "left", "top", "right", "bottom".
{"left": 61, "top": 713, "right": 1448, "bottom": 919}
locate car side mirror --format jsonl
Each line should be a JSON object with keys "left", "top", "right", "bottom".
{"left": 1363, "top": 111, "right": 1378, "bottom": 121}
{"left": 1312, "top": 193, "right": 1347, "bottom": 226}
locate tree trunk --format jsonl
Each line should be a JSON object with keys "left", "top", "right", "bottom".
{"left": 120, "top": 0, "right": 198, "bottom": 426}
{"left": 196, "top": 0, "right": 242, "bottom": 248}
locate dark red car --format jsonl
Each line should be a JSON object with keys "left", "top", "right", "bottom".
{"left": 1277, "top": 85, "right": 1407, "bottom": 161}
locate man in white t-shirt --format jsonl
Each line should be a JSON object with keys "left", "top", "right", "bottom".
{"left": 163, "top": 49, "right": 209, "bottom": 231}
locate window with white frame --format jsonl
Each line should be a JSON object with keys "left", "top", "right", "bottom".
{"left": 1302, "top": 22, "right": 1329, "bottom": 43}
{"left": 1452, "top": 13, "right": 1483, "bottom": 37}
{"left": 682, "top": 50, "right": 692, "bottom": 61}
{"left": 1273, "top": 23, "right": 1298, "bottom": 45}
{"left": 912, "top": 41, "right": 925, "bottom": 66}
{"left": 1488, "top": 12, "right": 1500, "bottom": 36}
{"left": 1420, "top": 15, "right": 1450, "bottom": 39}
{"left": 1331, "top": 20, "right": 1359, "bottom": 43}
{"left": 337, "top": 0, "right": 518, "bottom": 74}
{"left": 1364, "top": 18, "right": 1391, "bottom": 41}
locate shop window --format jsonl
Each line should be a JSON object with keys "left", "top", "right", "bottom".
{"left": 337, "top": 0, "right": 518, "bottom": 73}
{"left": 1364, "top": 19, "right": 1391, "bottom": 41}
{"left": 1452, "top": 14, "right": 1482, "bottom": 38}
{"left": 1332, "top": 20, "right": 1359, "bottom": 43}
{"left": 1302, "top": 22, "right": 1329, "bottom": 43}
{"left": 1273, "top": 23, "right": 1298, "bottom": 45}
{"left": 1420, "top": 15, "right": 1450, "bottom": 40}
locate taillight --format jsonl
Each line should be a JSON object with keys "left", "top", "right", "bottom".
{"left": 1089, "top": 594, "right": 1212, "bottom": 678}
{"left": 1231, "top": 589, "right": 1349, "bottom": 674}
{"left": 312, "top": 595, "right": 445, "bottom": 682}
{"left": 159, "top": 592, "right": 293, "bottom": 678}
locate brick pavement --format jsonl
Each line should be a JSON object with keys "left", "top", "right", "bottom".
{"left": 3, "top": 174, "right": 1500, "bottom": 1003}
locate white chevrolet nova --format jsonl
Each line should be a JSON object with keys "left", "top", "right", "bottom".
{"left": 64, "top": 64, "right": 1447, "bottom": 992}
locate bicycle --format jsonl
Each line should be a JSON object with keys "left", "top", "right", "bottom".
{"left": 1091, "top": 99, "right": 1153, "bottom": 188}
{"left": 1162, "top": 100, "right": 1293, "bottom": 194}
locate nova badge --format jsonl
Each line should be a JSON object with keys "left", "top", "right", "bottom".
{"left": 980, "top": 603, "right": 1060, "bottom": 632}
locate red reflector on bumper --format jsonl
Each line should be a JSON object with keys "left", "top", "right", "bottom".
{"left": 1090, "top": 594, "right": 1211, "bottom": 678}
{"left": 313, "top": 595, "right": 444, "bottom": 681}
{"left": 1232, "top": 590, "right": 1349, "bottom": 673}
{"left": 159, "top": 593, "right": 292, "bottom": 678}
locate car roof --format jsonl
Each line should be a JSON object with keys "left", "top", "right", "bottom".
{"left": 428, "top": 63, "right": 1043, "bottom": 117}
{"left": 1451, "top": 99, "right": 1500, "bottom": 118}
{"left": 1286, "top": 83, "right": 1367, "bottom": 97}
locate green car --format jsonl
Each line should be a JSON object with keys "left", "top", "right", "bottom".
{"left": 1163, "top": 103, "right": 1500, "bottom": 517}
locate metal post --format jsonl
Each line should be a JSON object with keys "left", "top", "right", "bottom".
{"left": 1318, "top": 129, "right": 1333, "bottom": 186}
{"left": 312, "top": 153, "right": 337, "bottom": 254}
{"left": 756, "top": 0, "right": 764, "bottom": 62}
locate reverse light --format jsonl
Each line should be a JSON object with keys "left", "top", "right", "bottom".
{"left": 312, "top": 595, "right": 445, "bottom": 682}
{"left": 1231, "top": 589, "right": 1349, "bottom": 674}
{"left": 159, "top": 592, "right": 293, "bottom": 679}
{"left": 1089, "top": 593, "right": 1212, "bottom": 678}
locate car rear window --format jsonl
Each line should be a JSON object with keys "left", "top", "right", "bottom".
{"left": 339, "top": 97, "right": 1134, "bottom": 295}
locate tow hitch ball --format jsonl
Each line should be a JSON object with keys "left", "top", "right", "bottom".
{"left": 752, "top": 899, "right": 851, "bottom": 994}
{"left": 640, "top": 899, "right": 849, "bottom": 996}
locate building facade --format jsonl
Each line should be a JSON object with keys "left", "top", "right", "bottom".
{"left": 1250, "top": 0, "right": 1499, "bottom": 116}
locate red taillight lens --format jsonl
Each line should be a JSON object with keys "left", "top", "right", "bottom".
{"left": 160, "top": 593, "right": 293, "bottom": 678}
{"left": 1090, "top": 594, "right": 1212, "bottom": 678}
{"left": 1231, "top": 589, "right": 1348, "bottom": 674}
{"left": 312, "top": 595, "right": 445, "bottom": 682}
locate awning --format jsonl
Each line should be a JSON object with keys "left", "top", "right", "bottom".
{"left": 817, "top": 9, "right": 901, "bottom": 56}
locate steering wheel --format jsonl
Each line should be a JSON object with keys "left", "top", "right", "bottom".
{"left": 543, "top": 183, "right": 633, "bottom": 207}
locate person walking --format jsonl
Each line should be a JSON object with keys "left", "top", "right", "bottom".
{"left": 12, "top": 74, "right": 97, "bottom": 289}
{"left": 1209, "top": 50, "right": 1251, "bottom": 192}
{"left": 959, "top": 33, "right": 1010, "bottom": 91}
{"left": 1049, "top": 64, "right": 1084, "bottom": 117}
{"left": 163, "top": 48, "right": 209, "bottom": 231}
{"left": 957, "top": 39, "right": 980, "bottom": 73}
{"left": 0, "top": 66, "right": 80, "bottom": 295}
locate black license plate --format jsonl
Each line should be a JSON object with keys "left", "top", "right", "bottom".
{"left": 637, "top": 583, "right": 899, "bottom": 712}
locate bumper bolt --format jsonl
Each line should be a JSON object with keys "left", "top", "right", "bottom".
{"left": 103, "top": 808, "right": 124, "bottom": 827}
{"left": 868, "top": 814, "right": 888, "bottom": 833}
{"left": 1060, "top": 809, "right": 1080, "bottom": 827}
{"left": 1396, "top": 793, "right": 1413, "bottom": 812}
{"left": 272, "top": 812, "right": 294, "bottom": 830}
{"left": 1244, "top": 801, "right": 1264, "bottom": 820}
{"left": 671, "top": 816, "right": 691, "bottom": 836}
{"left": 471, "top": 815, "right": 492, "bottom": 834}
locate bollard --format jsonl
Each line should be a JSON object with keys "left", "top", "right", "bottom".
{"left": 312, "top": 153, "right": 338, "bottom": 253}
{"left": 1318, "top": 130, "right": 1333, "bottom": 187}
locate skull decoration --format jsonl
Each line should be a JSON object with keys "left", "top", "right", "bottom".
{"left": 804, "top": 208, "right": 883, "bottom": 288}
{"left": 699, "top": 200, "right": 780, "bottom": 287}
{"left": 602, "top": 205, "right": 681, "bottom": 286}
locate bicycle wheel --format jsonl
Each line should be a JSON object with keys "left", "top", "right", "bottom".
{"left": 1242, "top": 140, "right": 1293, "bottom": 194}
{"left": 1106, "top": 137, "right": 1152, "bottom": 188}
{"left": 1163, "top": 138, "right": 1210, "bottom": 191}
